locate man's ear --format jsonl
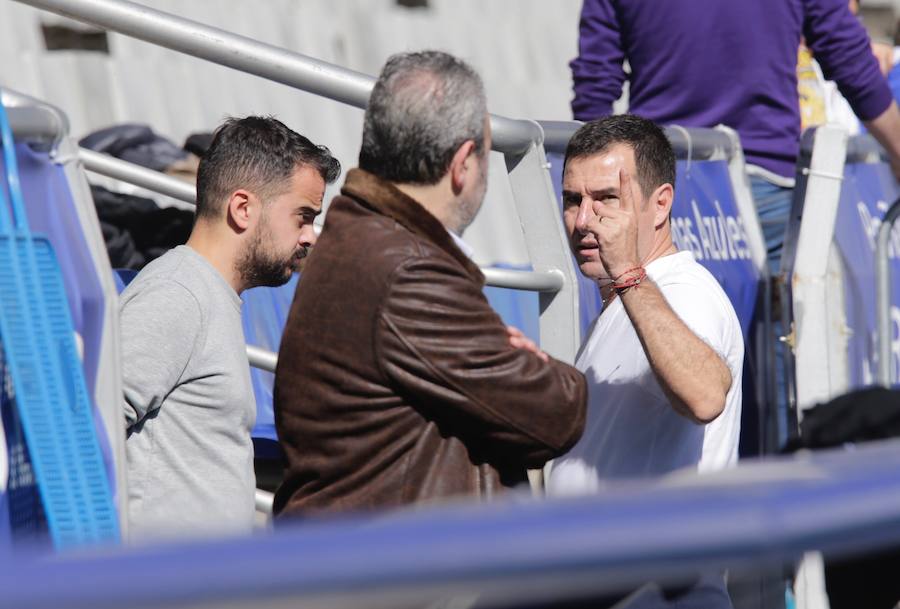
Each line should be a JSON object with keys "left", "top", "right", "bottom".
{"left": 449, "top": 140, "right": 477, "bottom": 194}
{"left": 653, "top": 183, "right": 674, "bottom": 227}
{"left": 226, "top": 189, "right": 253, "bottom": 232}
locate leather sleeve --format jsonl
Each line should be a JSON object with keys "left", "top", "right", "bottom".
{"left": 375, "top": 256, "right": 587, "bottom": 468}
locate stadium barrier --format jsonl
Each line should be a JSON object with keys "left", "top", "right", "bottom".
{"left": 2, "top": 89, "right": 124, "bottom": 542}
{"left": 877, "top": 194, "right": 900, "bottom": 385}
{"left": 4, "top": 437, "right": 900, "bottom": 608}
{"left": 786, "top": 126, "right": 900, "bottom": 418}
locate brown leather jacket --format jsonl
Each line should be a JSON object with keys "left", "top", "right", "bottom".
{"left": 273, "top": 169, "right": 587, "bottom": 517}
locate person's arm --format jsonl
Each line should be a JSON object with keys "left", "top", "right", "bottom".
{"left": 587, "top": 170, "right": 731, "bottom": 424}
{"left": 375, "top": 259, "right": 587, "bottom": 468}
{"left": 616, "top": 282, "right": 732, "bottom": 424}
{"left": 803, "top": 0, "right": 900, "bottom": 179}
{"left": 864, "top": 100, "right": 900, "bottom": 181}
{"left": 570, "top": 0, "right": 627, "bottom": 120}
{"left": 804, "top": 0, "right": 894, "bottom": 127}
{"left": 120, "top": 280, "right": 202, "bottom": 428}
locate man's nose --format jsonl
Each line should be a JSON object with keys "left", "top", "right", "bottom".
{"left": 574, "top": 197, "right": 593, "bottom": 234}
{"left": 299, "top": 224, "right": 317, "bottom": 248}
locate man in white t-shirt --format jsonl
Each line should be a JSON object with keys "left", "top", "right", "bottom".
{"left": 546, "top": 115, "right": 743, "bottom": 607}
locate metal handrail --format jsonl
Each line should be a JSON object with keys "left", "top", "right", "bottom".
{"left": 255, "top": 489, "right": 274, "bottom": 515}
{"left": 18, "top": 0, "right": 542, "bottom": 156}
{"left": 21, "top": 0, "right": 581, "bottom": 360}
{"left": 246, "top": 345, "right": 277, "bottom": 373}
{"left": 5, "top": 105, "right": 65, "bottom": 151}
{"left": 2, "top": 87, "right": 69, "bottom": 150}
{"left": 80, "top": 147, "right": 196, "bottom": 203}
{"left": 538, "top": 120, "right": 736, "bottom": 160}
{"left": 482, "top": 268, "right": 564, "bottom": 292}
{"left": 876, "top": 195, "right": 900, "bottom": 386}
{"left": 802, "top": 129, "right": 885, "bottom": 165}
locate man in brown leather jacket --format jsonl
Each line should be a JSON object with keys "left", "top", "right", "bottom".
{"left": 273, "top": 51, "right": 587, "bottom": 518}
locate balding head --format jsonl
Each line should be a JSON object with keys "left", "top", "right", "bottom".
{"left": 359, "top": 51, "right": 488, "bottom": 185}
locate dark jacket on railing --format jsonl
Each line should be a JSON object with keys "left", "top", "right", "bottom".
{"left": 273, "top": 168, "right": 587, "bottom": 517}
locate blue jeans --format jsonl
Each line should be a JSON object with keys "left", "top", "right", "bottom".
{"left": 750, "top": 176, "right": 794, "bottom": 448}
{"left": 750, "top": 176, "right": 793, "bottom": 276}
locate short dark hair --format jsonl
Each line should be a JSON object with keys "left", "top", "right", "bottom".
{"left": 564, "top": 115, "right": 675, "bottom": 198}
{"left": 359, "top": 51, "right": 487, "bottom": 185}
{"left": 196, "top": 116, "right": 340, "bottom": 219}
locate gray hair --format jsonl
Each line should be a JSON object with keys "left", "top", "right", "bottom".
{"left": 359, "top": 51, "right": 488, "bottom": 185}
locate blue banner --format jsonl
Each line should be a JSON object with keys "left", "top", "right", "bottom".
{"left": 669, "top": 161, "right": 759, "bottom": 338}
{"left": 833, "top": 161, "right": 900, "bottom": 387}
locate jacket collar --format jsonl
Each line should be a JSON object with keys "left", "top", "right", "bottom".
{"left": 341, "top": 168, "right": 484, "bottom": 282}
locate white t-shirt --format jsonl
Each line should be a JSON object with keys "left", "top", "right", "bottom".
{"left": 547, "top": 251, "right": 743, "bottom": 496}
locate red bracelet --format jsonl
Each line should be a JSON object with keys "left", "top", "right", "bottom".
{"left": 613, "top": 266, "right": 644, "bottom": 283}
{"left": 611, "top": 267, "right": 646, "bottom": 293}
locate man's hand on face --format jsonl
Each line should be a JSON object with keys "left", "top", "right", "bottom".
{"left": 506, "top": 325, "right": 549, "bottom": 362}
{"left": 586, "top": 169, "right": 642, "bottom": 279}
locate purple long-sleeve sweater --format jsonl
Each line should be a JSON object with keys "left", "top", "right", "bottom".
{"left": 571, "top": 0, "right": 893, "bottom": 178}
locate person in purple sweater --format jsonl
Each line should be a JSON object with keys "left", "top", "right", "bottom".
{"left": 571, "top": 0, "right": 900, "bottom": 272}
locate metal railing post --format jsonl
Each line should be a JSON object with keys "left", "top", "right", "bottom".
{"left": 791, "top": 125, "right": 849, "bottom": 411}
{"left": 876, "top": 196, "right": 900, "bottom": 386}
{"left": 504, "top": 140, "right": 581, "bottom": 362}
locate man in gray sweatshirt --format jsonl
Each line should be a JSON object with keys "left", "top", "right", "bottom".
{"left": 120, "top": 116, "right": 340, "bottom": 541}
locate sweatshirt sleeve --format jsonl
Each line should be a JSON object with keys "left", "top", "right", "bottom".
{"left": 570, "top": 0, "right": 627, "bottom": 121}
{"left": 804, "top": 0, "right": 893, "bottom": 121}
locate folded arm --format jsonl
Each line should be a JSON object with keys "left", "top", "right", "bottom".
{"left": 375, "top": 257, "right": 587, "bottom": 467}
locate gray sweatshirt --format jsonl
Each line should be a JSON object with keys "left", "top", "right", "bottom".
{"left": 121, "top": 245, "right": 256, "bottom": 541}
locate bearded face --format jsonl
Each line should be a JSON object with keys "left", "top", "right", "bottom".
{"left": 236, "top": 209, "right": 307, "bottom": 288}
{"left": 235, "top": 165, "right": 325, "bottom": 289}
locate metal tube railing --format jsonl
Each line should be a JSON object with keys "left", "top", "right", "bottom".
{"left": 482, "top": 268, "right": 564, "bottom": 292}
{"left": 539, "top": 120, "right": 736, "bottom": 160}
{"left": 6, "top": 106, "right": 59, "bottom": 144}
{"left": 255, "top": 489, "right": 274, "bottom": 514}
{"left": 2, "top": 87, "right": 69, "bottom": 150}
{"left": 19, "top": 0, "right": 579, "bottom": 358}
{"left": 17, "top": 0, "right": 542, "bottom": 156}
{"left": 80, "top": 147, "right": 196, "bottom": 204}
{"left": 876, "top": 196, "right": 900, "bottom": 386}
{"left": 802, "top": 130, "right": 885, "bottom": 165}
{"left": 5, "top": 105, "right": 65, "bottom": 152}
{"left": 246, "top": 345, "right": 278, "bottom": 373}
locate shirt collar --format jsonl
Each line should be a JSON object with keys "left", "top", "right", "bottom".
{"left": 447, "top": 229, "right": 475, "bottom": 260}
